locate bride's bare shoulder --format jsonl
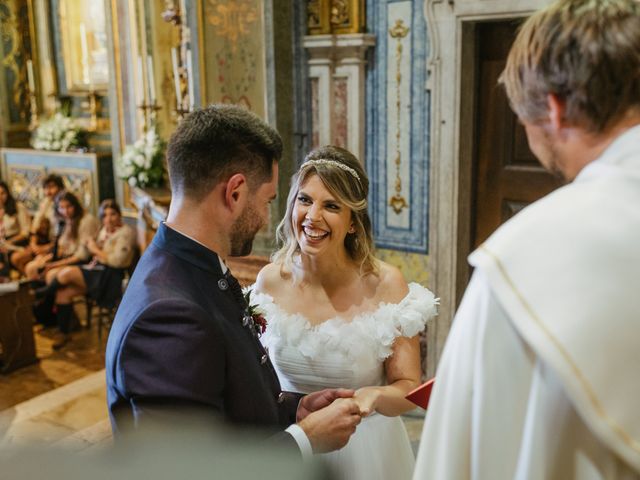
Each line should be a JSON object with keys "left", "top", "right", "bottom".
{"left": 255, "top": 262, "right": 292, "bottom": 296}
{"left": 370, "top": 260, "right": 409, "bottom": 304}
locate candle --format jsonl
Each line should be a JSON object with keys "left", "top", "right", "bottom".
{"left": 136, "top": 55, "right": 145, "bottom": 105}
{"left": 146, "top": 55, "right": 156, "bottom": 104}
{"left": 171, "top": 47, "right": 181, "bottom": 109}
{"left": 79, "top": 23, "right": 90, "bottom": 86}
{"left": 186, "top": 51, "right": 195, "bottom": 110}
{"left": 26, "top": 59, "right": 35, "bottom": 92}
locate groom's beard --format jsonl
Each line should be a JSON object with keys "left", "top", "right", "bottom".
{"left": 229, "top": 204, "right": 262, "bottom": 257}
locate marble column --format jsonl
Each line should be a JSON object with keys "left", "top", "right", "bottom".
{"left": 303, "top": 33, "right": 375, "bottom": 163}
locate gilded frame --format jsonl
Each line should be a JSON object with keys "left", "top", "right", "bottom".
{"left": 56, "top": 0, "right": 109, "bottom": 93}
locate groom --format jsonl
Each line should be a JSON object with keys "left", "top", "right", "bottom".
{"left": 106, "top": 105, "right": 362, "bottom": 454}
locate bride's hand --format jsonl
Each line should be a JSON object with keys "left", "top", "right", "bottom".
{"left": 297, "top": 388, "right": 355, "bottom": 422}
{"left": 354, "top": 387, "right": 381, "bottom": 416}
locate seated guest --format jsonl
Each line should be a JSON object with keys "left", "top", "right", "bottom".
{"left": 10, "top": 173, "right": 65, "bottom": 274}
{"left": 41, "top": 199, "right": 135, "bottom": 349}
{"left": 25, "top": 191, "right": 99, "bottom": 281}
{"left": 0, "top": 181, "right": 31, "bottom": 276}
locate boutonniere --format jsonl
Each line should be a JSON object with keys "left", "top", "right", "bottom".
{"left": 243, "top": 289, "right": 267, "bottom": 336}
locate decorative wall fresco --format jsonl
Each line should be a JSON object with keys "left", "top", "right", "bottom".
{"left": 366, "top": 0, "right": 430, "bottom": 253}
{"left": 202, "top": 0, "right": 267, "bottom": 119}
{"left": 376, "top": 248, "right": 430, "bottom": 286}
{"left": 0, "top": 0, "right": 31, "bottom": 130}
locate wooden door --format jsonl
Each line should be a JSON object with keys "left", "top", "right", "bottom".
{"left": 472, "top": 20, "right": 563, "bottom": 249}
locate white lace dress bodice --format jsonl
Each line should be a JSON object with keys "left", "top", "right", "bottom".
{"left": 254, "top": 282, "right": 438, "bottom": 480}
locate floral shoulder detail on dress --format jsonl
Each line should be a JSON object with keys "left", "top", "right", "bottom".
{"left": 251, "top": 283, "right": 438, "bottom": 361}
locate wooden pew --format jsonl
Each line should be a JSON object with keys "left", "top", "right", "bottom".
{"left": 0, "top": 282, "right": 38, "bottom": 373}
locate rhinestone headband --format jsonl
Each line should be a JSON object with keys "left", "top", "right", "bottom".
{"left": 301, "top": 159, "right": 361, "bottom": 182}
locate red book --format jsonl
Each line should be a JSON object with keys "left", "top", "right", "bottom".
{"left": 405, "top": 378, "right": 435, "bottom": 409}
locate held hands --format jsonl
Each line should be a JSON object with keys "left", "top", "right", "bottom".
{"left": 353, "top": 387, "right": 381, "bottom": 417}
{"left": 298, "top": 397, "right": 362, "bottom": 453}
{"left": 296, "top": 388, "right": 355, "bottom": 422}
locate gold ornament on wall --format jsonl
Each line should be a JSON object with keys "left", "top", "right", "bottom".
{"left": 388, "top": 19, "right": 410, "bottom": 215}
{"left": 206, "top": 0, "right": 258, "bottom": 48}
{"left": 307, "top": 0, "right": 330, "bottom": 34}
{"left": 330, "top": 0, "right": 349, "bottom": 26}
{"left": 307, "top": 0, "right": 364, "bottom": 35}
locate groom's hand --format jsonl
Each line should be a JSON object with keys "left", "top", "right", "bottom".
{"left": 296, "top": 388, "right": 355, "bottom": 422}
{"left": 298, "top": 397, "right": 362, "bottom": 453}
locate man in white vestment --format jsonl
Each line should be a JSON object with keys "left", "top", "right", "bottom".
{"left": 414, "top": 1, "right": 640, "bottom": 478}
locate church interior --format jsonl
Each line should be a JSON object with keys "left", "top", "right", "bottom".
{"left": 0, "top": 0, "right": 557, "bottom": 456}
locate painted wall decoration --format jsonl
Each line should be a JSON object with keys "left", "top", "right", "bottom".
{"left": 0, "top": 0, "right": 31, "bottom": 128}
{"left": 201, "top": 0, "right": 267, "bottom": 119}
{"left": 366, "top": 0, "right": 430, "bottom": 252}
{"left": 376, "top": 248, "right": 429, "bottom": 285}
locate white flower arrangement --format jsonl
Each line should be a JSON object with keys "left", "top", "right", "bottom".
{"left": 31, "top": 113, "right": 86, "bottom": 152}
{"left": 117, "top": 125, "right": 166, "bottom": 188}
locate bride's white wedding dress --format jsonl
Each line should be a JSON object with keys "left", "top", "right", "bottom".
{"left": 254, "top": 283, "right": 438, "bottom": 480}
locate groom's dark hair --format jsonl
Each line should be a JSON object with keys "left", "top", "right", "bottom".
{"left": 167, "top": 104, "right": 283, "bottom": 200}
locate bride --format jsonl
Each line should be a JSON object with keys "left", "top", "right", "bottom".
{"left": 253, "top": 146, "right": 438, "bottom": 479}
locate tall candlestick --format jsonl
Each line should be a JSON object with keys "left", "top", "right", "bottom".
{"left": 26, "top": 59, "right": 35, "bottom": 92}
{"left": 186, "top": 51, "right": 194, "bottom": 110}
{"left": 79, "top": 23, "right": 90, "bottom": 86}
{"left": 171, "top": 47, "right": 181, "bottom": 109}
{"left": 146, "top": 55, "right": 156, "bottom": 104}
{"left": 136, "top": 55, "right": 145, "bottom": 104}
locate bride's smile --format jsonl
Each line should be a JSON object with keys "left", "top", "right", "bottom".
{"left": 293, "top": 174, "right": 354, "bottom": 257}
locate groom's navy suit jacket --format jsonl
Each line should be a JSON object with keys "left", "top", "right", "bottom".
{"left": 105, "top": 223, "right": 298, "bottom": 443}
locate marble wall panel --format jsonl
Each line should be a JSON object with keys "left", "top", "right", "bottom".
{"left": 333, "top": 76, "right": 348, "bottom": 148}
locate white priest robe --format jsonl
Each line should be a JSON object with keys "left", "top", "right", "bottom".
{"left": 414, "top": 125, "right": 640, "bottom": 480}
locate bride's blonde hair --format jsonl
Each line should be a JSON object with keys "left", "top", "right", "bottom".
{"left": 272, "top": 146, "right": 377, "bottom": 280}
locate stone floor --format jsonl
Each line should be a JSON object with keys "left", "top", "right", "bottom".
{"left": 0, "top": 305, "right": 425, "bottom": 454}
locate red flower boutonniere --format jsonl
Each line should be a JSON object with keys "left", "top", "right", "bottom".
{"left": 244, "top": 289, "right": 267, "bottom": 336}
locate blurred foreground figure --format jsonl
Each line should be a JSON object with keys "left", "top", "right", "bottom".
{"left": 0, "top": 426, "right": 333, "bottom": 480}
{"left": 414, "top": 1, "right": 640, "bottom": 478}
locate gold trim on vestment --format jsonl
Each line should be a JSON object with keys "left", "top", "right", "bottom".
{"left": 480, "top": 244, "right": 640, "bottom": 454}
